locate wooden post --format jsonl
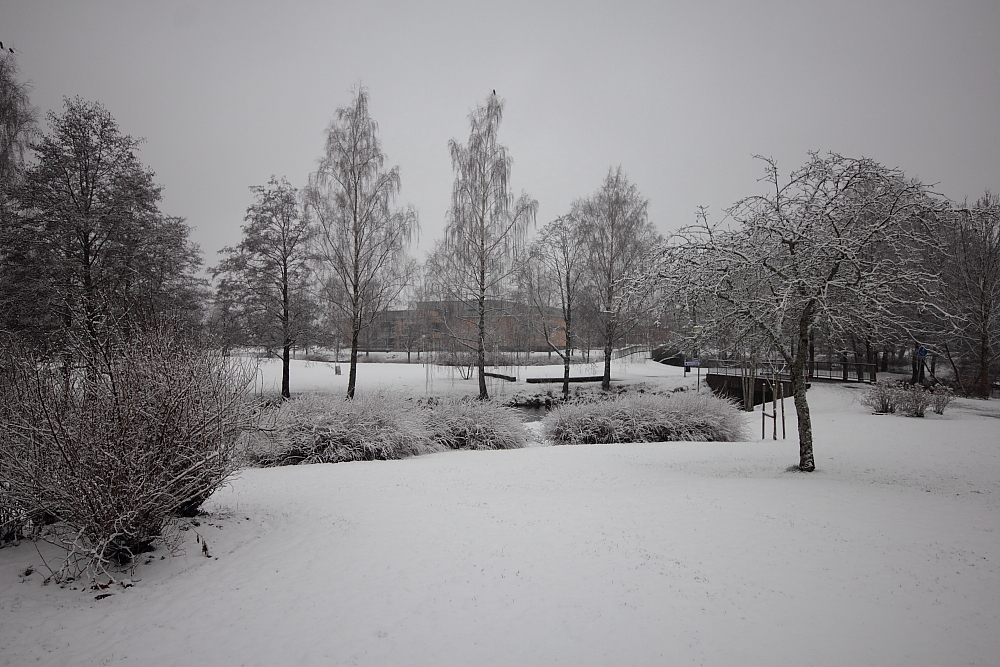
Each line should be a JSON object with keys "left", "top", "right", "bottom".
{"left": 771, "top": 376, "right": 777, "bottom": 440}
{"left": 780, "top": 379, "right": 786, "bottom": 439}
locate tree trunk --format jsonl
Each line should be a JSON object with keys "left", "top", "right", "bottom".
{"left": 600, "top": 316, "right": 614, "bottom": 391}
{"left": 602, "top": 341, "right": 613, "bottom": 391}
{"left": 792, "top": 309, "right": 816, "bottom": 471}
{"left": 790, "top": 364, "right": 815, "bottom": 471}
{"left": 866, "top": 340, "right": 876, "bottom": 383}
{"left": 911, "top": 342, "right": 922, "bottom": 384}
{"left": 558, "top": 321, "right": 569, "bottom": 399}
{"left": 477, "top": 295, "right": 488, "bottom": 400}
{"left": 347, "top": 320, "right": 360, "bottom": 399}
{"left": 808, "top": 330, "right": 815, "bottom": 378}
{"left": 562, "top": 348, "right": 571, "bottom": 400}
{"left": 281, "top": 340, "right": 291, "bottom": 399}
{"left": 974, "top": 333, "right": 992, "bottom": 398}
{"left": 281, "top": 281, "right": 291, "bottom": 399}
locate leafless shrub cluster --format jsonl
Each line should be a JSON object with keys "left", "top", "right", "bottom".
{"left": 861, "top": 381, "right": 952, "bottom": 417}
{"left": 930, "top": 385, "right": 955, "bottom": 415}
{"left": 0, "top": 327, "right": 256, "bottom": 583}
{"left": 542, "top": 392, "right": 747, "bottom": 445}
{"left": 860, "top": 381, "right": 902, "bottom": 414}
{"left": 897, "top": 384, "right": 932, "bottom": 417}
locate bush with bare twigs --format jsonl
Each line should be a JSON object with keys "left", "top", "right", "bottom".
{"left": 860, "top": 381, "right": 901, "bottom": 414}
{"left": 930, "top": 384, "right": 954, "bottom": 415}
{"left": 896, "top": 383, "right": 932, "bottom": 417}
{"left": 542, "top": 392, "right": 746, "bottom": 444}
{"left": 862, "top": 381, "right": 945, "bottom": 418}
{"left": 0, "top": 327, "right": 256, "bottom": 583}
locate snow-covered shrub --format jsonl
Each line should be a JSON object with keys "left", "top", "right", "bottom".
{"left": 930, "top": 384, "right": 954, "bottom": 415}
{"left": 426, "top": 398, "right": 529, "bottom": 450}
{"left": 860, "top": 381, "right": 900, "bottom": 414}
{"left": 897, "top": 384, "right": 931, "bottom": 417}
{"left": 249, "top": 393, "right": 445, "bottom": 466}
{"left": 0, "top": 327, "right": 256, "bottom": 582}
{"left": 862, "top": 382, "right": 947, "bottom": 418}
{"left": 542, "top": 392, "right": 746, "bottom": 444}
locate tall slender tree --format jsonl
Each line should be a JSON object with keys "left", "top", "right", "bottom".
{"left": 0, "top": 52, "right": 36, "bottom": 188}
{"left": 304, "top": 86, "right": 417, "bottom": 399}
{"left": 579, "top": 167, "right": 659, "bottom": 390}
{"left": 214, "top": 177, "right": 314, "bottom": 399}
{"left": 0, "top": 54, "right": 41, "bottom": 339}
{"left": 434, "top": 92, "right": 537, "bottom": 399}
{"left": 526, "top": 212, "right": 587, "bottom": 398}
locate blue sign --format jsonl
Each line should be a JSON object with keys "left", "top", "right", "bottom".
{"left": 917, "top": 346, "right": 928, "bottom": 358}
{"left": 684, "top": 359, "right": 700, "bottom": 368}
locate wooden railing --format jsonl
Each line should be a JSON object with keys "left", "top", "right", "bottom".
{"left": 700, "top": 359, "right": 878, "bottom": 383}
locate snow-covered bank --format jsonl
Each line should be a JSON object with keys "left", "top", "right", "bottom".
{"left": 2, "top": 377, "right": 998, "bottom": 666}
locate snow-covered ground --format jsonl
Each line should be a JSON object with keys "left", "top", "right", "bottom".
{"left": 2, "top": 359, "right": 998, "bottom": 666}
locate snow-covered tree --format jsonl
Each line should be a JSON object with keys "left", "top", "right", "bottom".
{"left": 579, "top": 167, "right": 660, "bottom": 390}
{"left": 214, "top": 177, "right": 314, "bottom": 399}
{"left": 525, "top": 211, "right": 588, "bottom": 397}
{"left": 647, "top": 153, "right": 937, "bottom": 471}
{"left": 433, "top": 92, "right": 537, "bottom": 400}
{"left": 929, "top": 193, "right": 1000, "bottom": 397}
{"left": 12, "top": 97, "right": 203, "bottom": 343}
{"left": 304, "top": 87, "right": 418, "bottom": 399}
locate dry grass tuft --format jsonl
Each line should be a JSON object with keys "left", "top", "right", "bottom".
{"left": 426, "top": 398, "right": 529, "bottom": 450}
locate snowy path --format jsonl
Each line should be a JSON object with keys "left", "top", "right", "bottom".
{"left": 2, "top": 372, "right": 998, "bottom": 666}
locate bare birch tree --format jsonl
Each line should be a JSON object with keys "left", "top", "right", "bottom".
{"left": 580, "top": 167, "right": 659, "bottom": 390}
{"left": 0, "top": 52, "right": 36, "bottom": 188}
{"left": 650, "top": 153, "right": 937, "bottom": 471}
{"left": 304, "top": 86, "right": 417, "bottom": 399}
{"left": 526, "top": 212, "right": 587, "bottom": 397}
{"left": 435, "top": 93, "right": 537, "bottom": 399}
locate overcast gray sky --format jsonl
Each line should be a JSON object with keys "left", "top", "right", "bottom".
{"left": 6, "top": 0, "right": 1000, "bottom": 262}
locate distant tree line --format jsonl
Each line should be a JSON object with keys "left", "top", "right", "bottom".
{"left": 214, "top": 88, "right": 665, "bottom": 400}
{"left": 1, "top": 55, "right": 995, "bottom": 411}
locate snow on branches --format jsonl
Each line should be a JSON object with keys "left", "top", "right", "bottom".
{"left": 631, "top": 152, "right": 940, "bottom": 470}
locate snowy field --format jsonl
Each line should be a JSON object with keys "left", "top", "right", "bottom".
{"left": 1, "top": 359, "right": 998, "bottom": 666}
{"left": 248, "top": 353, "right": 692, "bottom": 400}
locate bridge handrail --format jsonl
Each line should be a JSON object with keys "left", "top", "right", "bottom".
{"left": 699, "top": 359, "right": 878, "bottom": 383}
